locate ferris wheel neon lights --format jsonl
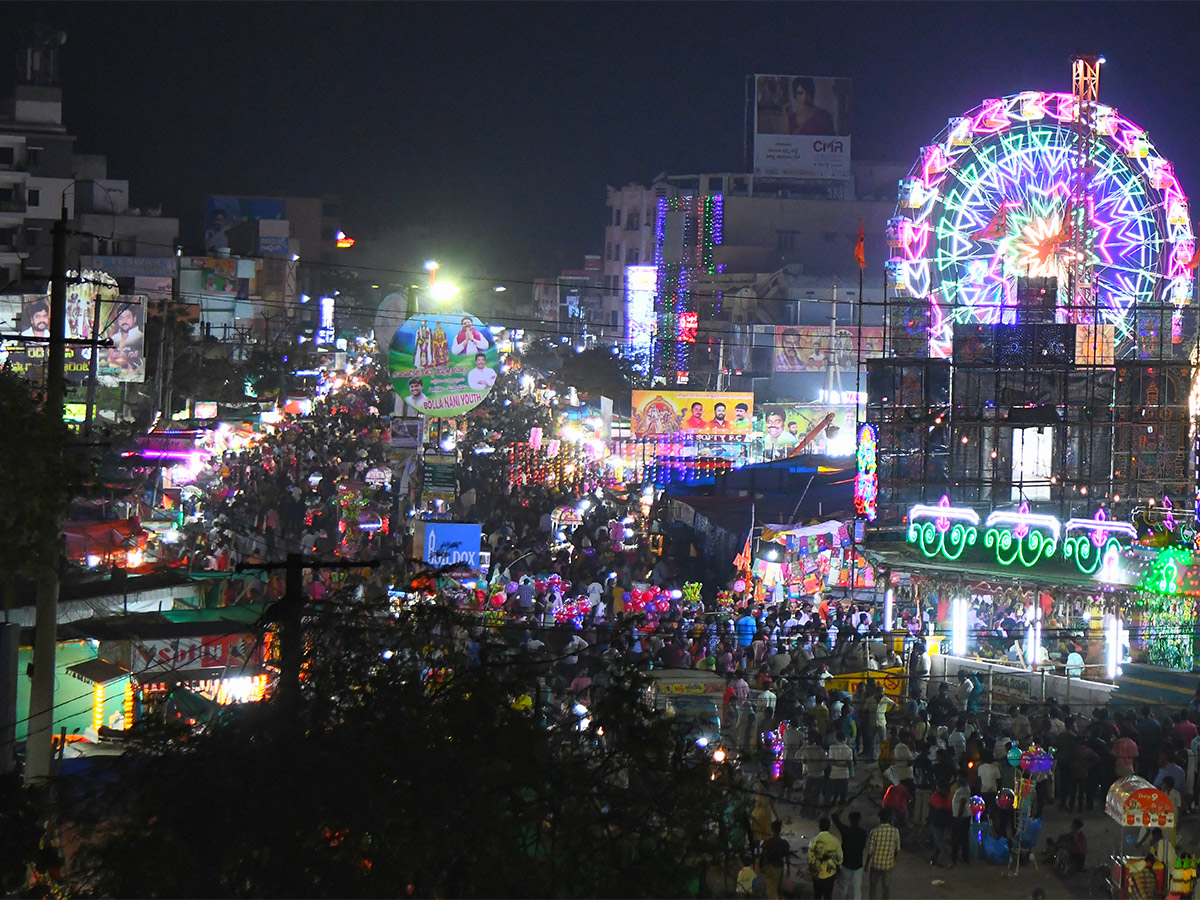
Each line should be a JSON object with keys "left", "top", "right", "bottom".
{"left": 891, "top": 91, "right": 1192, "bottom": 358}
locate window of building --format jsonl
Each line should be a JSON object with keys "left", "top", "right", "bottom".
{"left": 0, "top": 147, "right": 13, "bottom": 166}
{"left": 625, "top": 211, "right": 640, "bottom": 230}
{"left": 610, "top": 310, "right": 618, "bottom": 326}
{"left": 613, "top": 208, "right": 621, "bottom": 227}
{"left": 626, "top": 247, "right": 639, "bottom": 265}
{"left": 606, "top": 242, "right": 613, "bottom": 261}
{"left": 26, "top": 147, "right": 40, "bottom": 166}
{"left": 777, "top": 231, "right": 800, "bottom": 251}
{"left": 27, "top": 188, "right": 39, "bottom": 206}
{"left": 1012, "top": 426, "right": 1052, "bottom": 501}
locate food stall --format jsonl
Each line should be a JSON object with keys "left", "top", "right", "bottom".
{"left": 1105, "top": 775, "right": 1181, "bottom": 898}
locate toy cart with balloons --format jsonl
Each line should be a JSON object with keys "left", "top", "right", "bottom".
{"left": 1104, "top": 775, "right": 1177, "bottom": 899}
{"left": 1004, "top": 744, "right": 1053, "bottom": 875}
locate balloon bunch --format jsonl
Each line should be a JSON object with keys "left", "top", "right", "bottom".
{"left": 533, "top": 574, "right": 573, "bottom": 596}
{"left": 682, "top": 582, "right": 703, "bottom": 603}
{"left": 626, "top": 585, "right": 671, "bottom": 614}
{"left": 554, "top": 599, "right": 592, "bottom": 624}
{"left": 1018, "top": 745, "right": 1054, "bottom": 774}
{"left": 716, "top": 590, "right": 736, "bottom": 608}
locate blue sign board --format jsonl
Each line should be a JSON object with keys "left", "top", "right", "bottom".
{"left": 421, "top": 522, "right": 482, "bottom": 571}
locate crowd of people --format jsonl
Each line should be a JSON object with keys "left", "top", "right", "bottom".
{"left": 165, "top": 359, "right": 1200, "bottom": 900}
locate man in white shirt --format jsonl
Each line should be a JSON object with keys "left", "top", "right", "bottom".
{"left": 828, "top": 733, "right": 854, "bottom": 805}
{"left": 954, "top": 671, "right": 975, "bottom": 709}
{"left": 977, "top": 753, "right": 1002, "bottom": 805}
{"left": 466, "top": 352, "right": 497, "bottom": 390}
{"left": 947, "top": 723, "right": 968, "bottom": 761}
{"left": 799, "top": 739, "right": 828, "bottom": 808}
{"left": 891, "top": 737, "right": 915, "bottom": 785}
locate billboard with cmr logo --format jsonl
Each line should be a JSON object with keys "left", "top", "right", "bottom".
{"left": 753, "top": 73, "right": 852, "bottom": 179}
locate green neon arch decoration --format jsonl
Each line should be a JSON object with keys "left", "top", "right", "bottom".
{"left": 908, "top": 520, "right": 977, "bottom": 561}
{"left": 1062, "top": 535, "right": 1121, "bottom": 575}
{"left": 984, "top": 527, "right": 1058, "bottom": 568}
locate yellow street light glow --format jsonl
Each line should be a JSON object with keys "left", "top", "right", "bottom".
{"left": 429, "top": 281, "right": 460, "bottom": 302}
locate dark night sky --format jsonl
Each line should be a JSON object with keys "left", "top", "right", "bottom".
{"left": 3, "top": 2, "right": 1199, "bottom": 280}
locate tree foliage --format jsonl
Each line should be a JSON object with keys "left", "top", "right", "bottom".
{"left": 66, "top": 598, "right": 747, "bottom": 898}
{"left": 0, "top": 370, "right": 90, "bottom": 583}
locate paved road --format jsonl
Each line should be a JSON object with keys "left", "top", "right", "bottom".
{"left": 732, "top": 761, "right": 1198, "bottom": 900}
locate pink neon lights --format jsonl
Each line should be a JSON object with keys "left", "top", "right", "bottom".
{"left": 894, "top": 90, "right": 1190, "bottom": 355}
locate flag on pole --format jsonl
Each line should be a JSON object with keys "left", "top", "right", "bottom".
{"left": 970, "top": 204, "right": 1009, "bottom": 241}
{"left": 854, "top": 219, "right": 866, "bottom": 269}
{"left": 733, "top": 529, "right": 752, "bottom": 572}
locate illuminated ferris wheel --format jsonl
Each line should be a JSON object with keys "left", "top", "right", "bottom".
{"left": 887, "top": 90, "right": 1195, "bottom": 358}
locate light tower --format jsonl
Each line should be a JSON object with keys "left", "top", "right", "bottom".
{"left": 1068, "top": 53, "right": 1102, "bottom": 323}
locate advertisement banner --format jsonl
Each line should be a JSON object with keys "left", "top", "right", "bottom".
{"left": 205, "top": 196, "right": 286, "bottom": 252}
{"left": 418, "top": 522, "right": 482, "bottom": 572}
{"left": 753, "top": 73, "right": 852, "bottom": 179}
{"left": 199, "top": 258, "right": 240, "bottom": 296}
{"left": 132, "top": 634, "right": 262, "bottom": 674}
{"left": 388, "top": 313, "right": 500, "bottom": 416}
{"left": 1, "top": 280, "right": 147, "bottom": 384}
{"left": 755, "top": 403, "right": 858, "bottom": 458}
{"left": 631, "top": 391, "right": 754, "bottom": 437}
{"left": 774, "top": 325, "right": 884, "bottom": 373}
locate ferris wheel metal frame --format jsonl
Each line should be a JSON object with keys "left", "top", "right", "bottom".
{"left": 886, "top": 90, "right": 1194, "bottom": 360}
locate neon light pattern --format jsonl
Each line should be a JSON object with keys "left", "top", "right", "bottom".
{"left": 854, "top": 424, "right": 879, "bottom": 521}
{"left": 891, "top": 92, "right": 1192, "bottom": 358}
{"left": 908, "top": 501, "right": 1136, "bottom": 572}
{"left": 907, "top": 495, "right": 978, "bottom": 559}
{"left": 1063, "top": 508, "right": 1137, "bottom": 574}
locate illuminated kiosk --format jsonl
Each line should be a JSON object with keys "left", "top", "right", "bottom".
{"left": 862, "top": 57, "right": 1199, "bottom": 678}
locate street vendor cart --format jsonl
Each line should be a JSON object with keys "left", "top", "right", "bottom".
{"left": 1104, "top": 775, "right": 1189, "bottom": 899}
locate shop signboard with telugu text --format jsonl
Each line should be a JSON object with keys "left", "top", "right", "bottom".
{"left": 131, "top": 634, "right": 262, "bottom": 675}
{"left": 630, "top": 391, "right": 754, "bottom": 437}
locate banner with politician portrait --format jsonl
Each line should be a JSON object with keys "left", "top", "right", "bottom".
{"left": 388, "top": 313, "right": 499, "bottom": 417}
{"left": 753, "top": 73, "right": 852, "bottom": 179}
{"left": 774, "top": 325, "right": 884, "bottom": 373}
{"left": 0, "top": 276, "right": 146, "bottom": 384}
{"left": 630, "top": 391, "right": 754, "bottom": 437}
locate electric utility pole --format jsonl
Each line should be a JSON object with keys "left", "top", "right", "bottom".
{"left": 238, "top": 555, "right": 379, "bottom": 724}
{"left": 26, "top": 207, "right": 68, "bottom": 782}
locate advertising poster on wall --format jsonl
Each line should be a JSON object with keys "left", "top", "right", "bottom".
{"left": 631, "top": 390, "right": 754, "bottom": 437}
{"left": 774, "top": 325, "right": 884, "bottom": 373}
{"left": 753, "top": 73, "right": 852, "bottom": 179}
{"left": 388, "top": 313, "right": 500, "bottom": 417}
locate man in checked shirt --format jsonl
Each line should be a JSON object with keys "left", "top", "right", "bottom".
{"left": 864, "top": 808, "right": 901, "bottom": 899}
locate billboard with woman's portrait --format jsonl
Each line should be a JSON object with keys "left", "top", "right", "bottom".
{"left": 754, "top": 73, "right": 852, "bottom": 179}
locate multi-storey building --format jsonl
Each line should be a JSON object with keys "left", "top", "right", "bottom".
{"left": 602, "top": 163, "right": 906, "bottom": 397}
{"left": 0, "top": 36, "right": 178, "bottom": 296}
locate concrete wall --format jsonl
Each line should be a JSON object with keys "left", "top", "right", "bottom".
{"left": 930, "top": 652, "right": 1116, "bottom": 713}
